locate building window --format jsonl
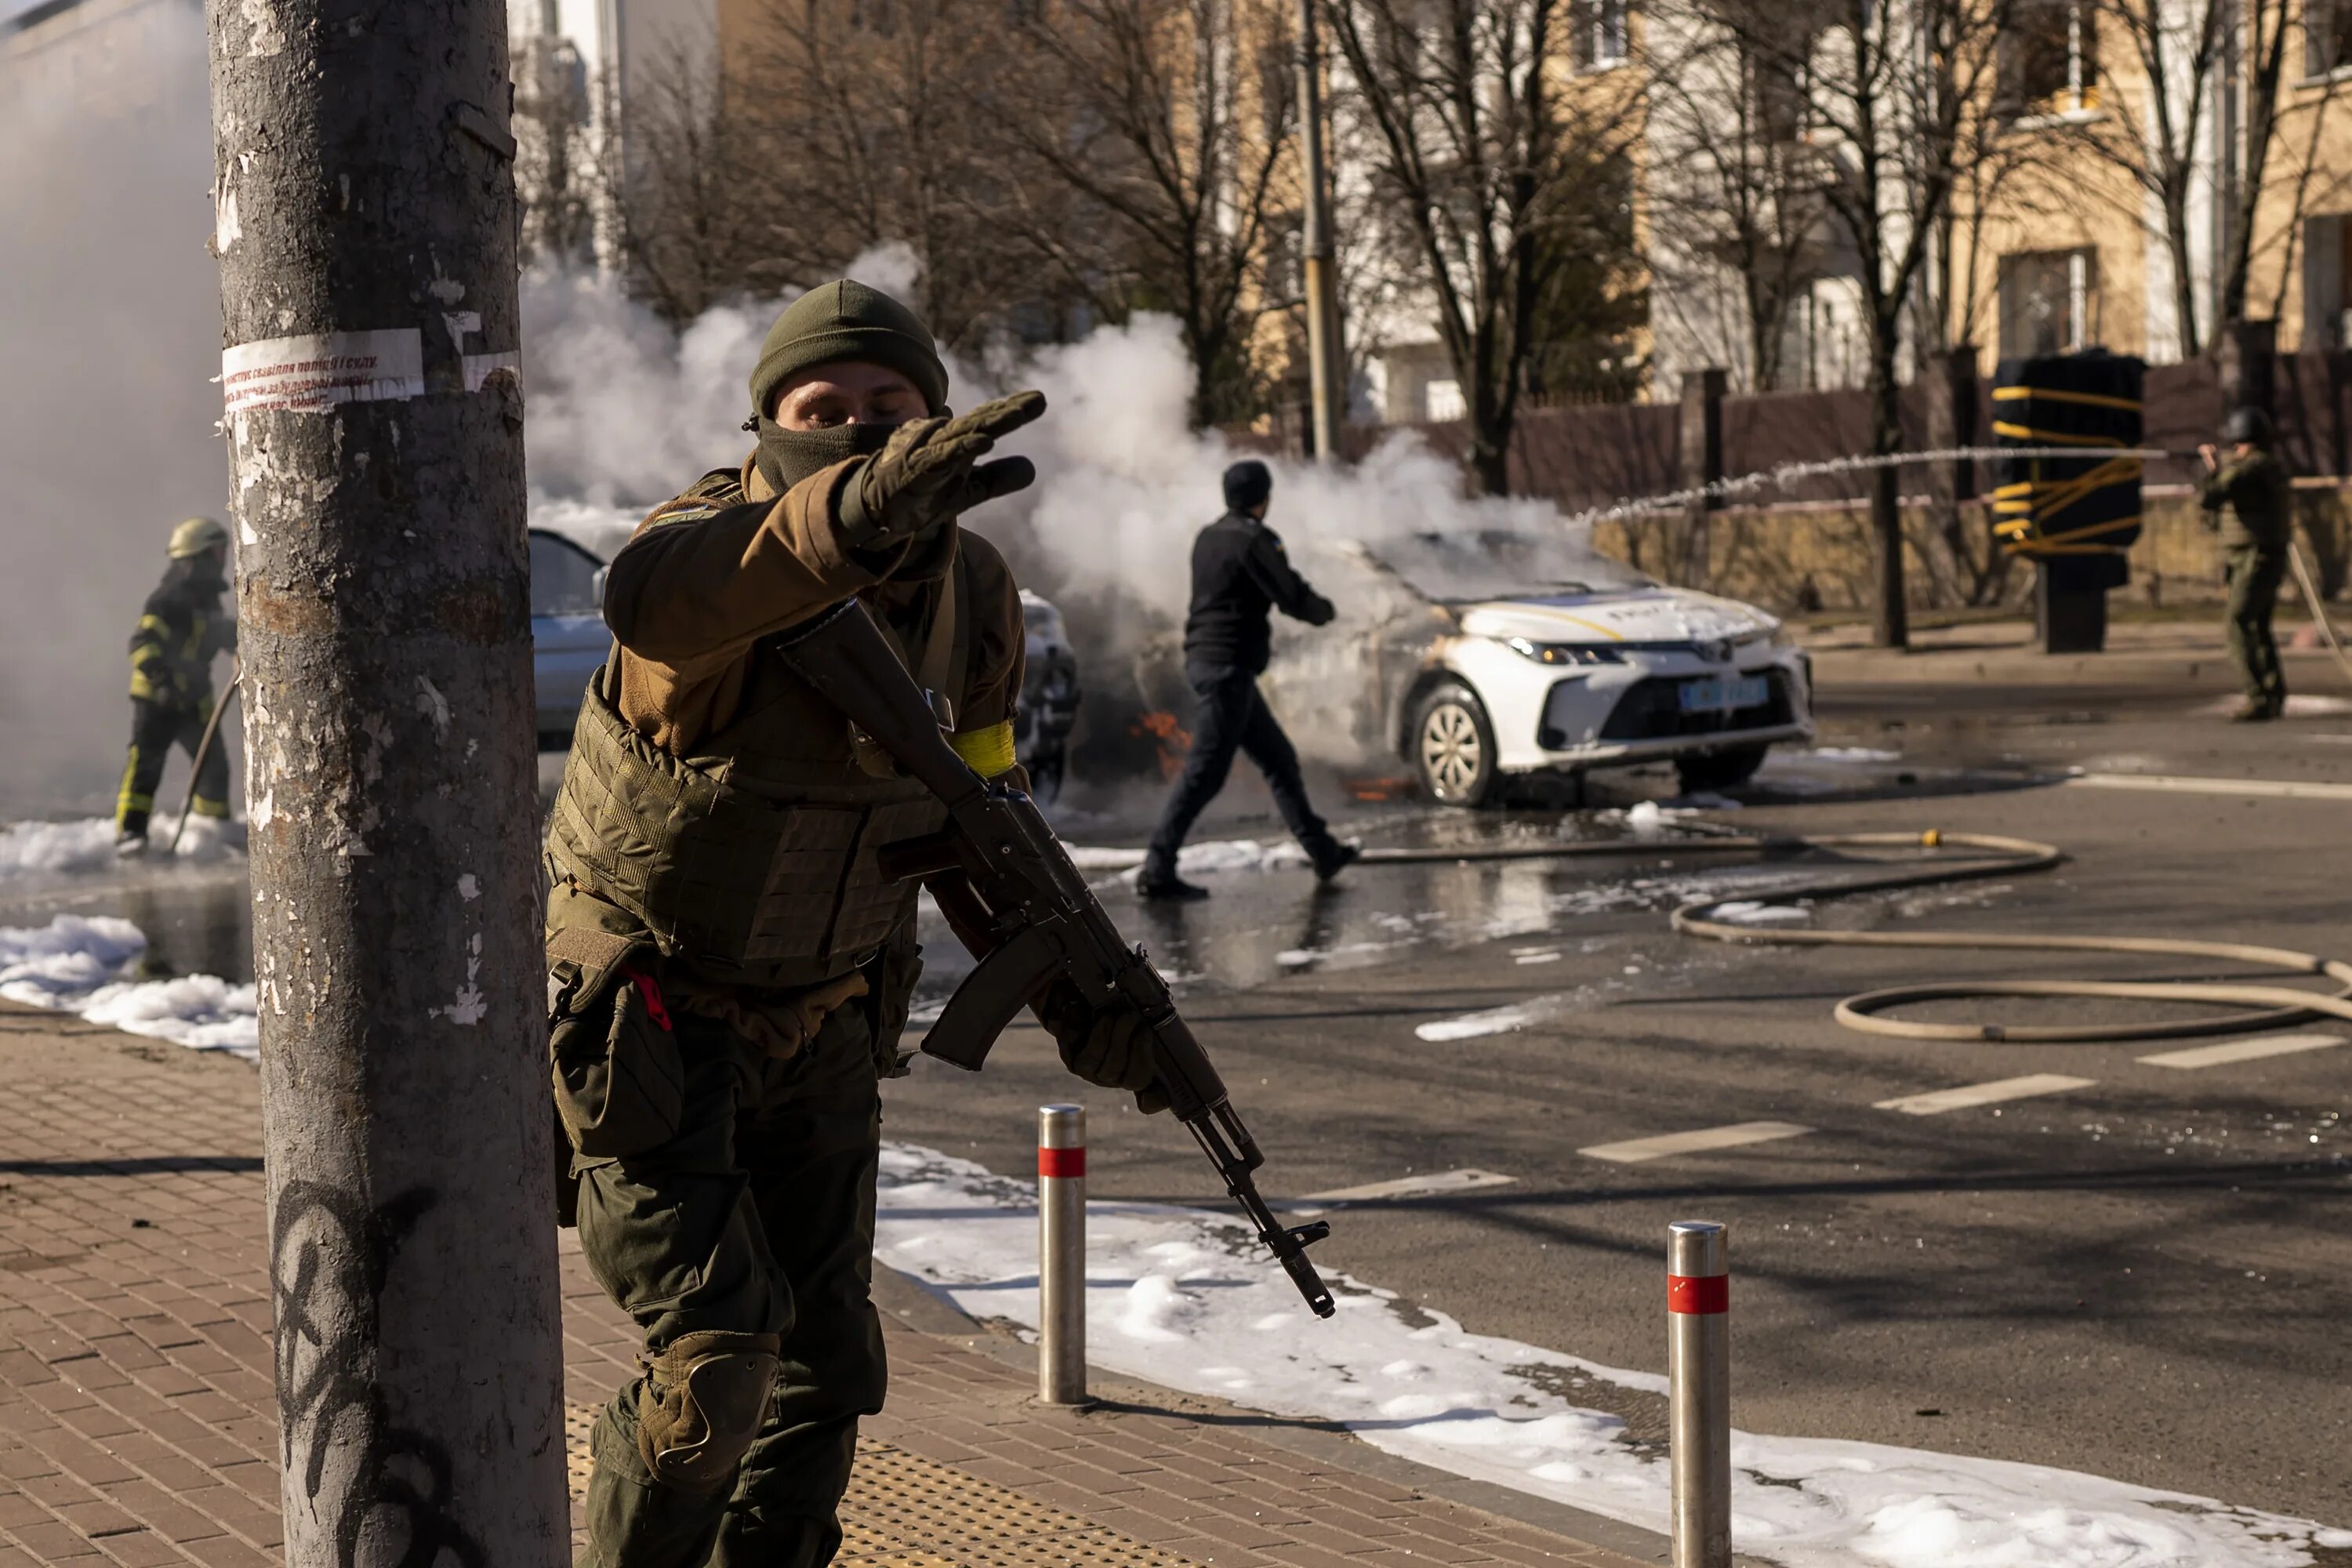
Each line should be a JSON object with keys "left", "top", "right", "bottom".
{"left": 2000, "top": 249, "right": 2098, "bottom": 359}
{"left": 1424, "top": 378, "right": 1466, "bottom": 423}
{"left": 2003, "top": 0, "right": 2097, "bottom": 116}
{"left": 1576, "top": 0, "right": 1629, "bottom": 71}
{"left": 2301, "top": 214, "right": 2352, "bottom": 347}
{"left": 2309, "top": 0, "right": 2352, "bottom": 75}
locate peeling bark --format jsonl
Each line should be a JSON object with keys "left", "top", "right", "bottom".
{"left": 208, "top": 2, "right": 568, "bottom": 1561}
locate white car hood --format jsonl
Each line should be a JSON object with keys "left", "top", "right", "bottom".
{"left": 1455, "top": 586, "right": 1774, "bottom": 647}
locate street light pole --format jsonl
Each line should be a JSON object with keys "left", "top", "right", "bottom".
{"left": 207, "top": 1, "right": 568, "bottom": 1561}
{"left": 1298, "top": 0, "right": 1345, "bottom": 463}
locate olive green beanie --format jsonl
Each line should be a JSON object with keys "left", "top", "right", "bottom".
{"left": 748, "top": 280, "right": 951, "bottom": 419}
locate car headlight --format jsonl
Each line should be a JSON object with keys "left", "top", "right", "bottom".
{"left": 1504, "top": 637, "right": 1626, "bottom": 666}
{"left": 1732, "top": 623, "right": 1791, "bottom": 650}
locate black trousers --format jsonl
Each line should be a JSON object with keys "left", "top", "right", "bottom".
{"left": 1144, "top": 664, "right": 1334, "bottom": 880}
{"left": 116, "top": 697, "right": 230, "bottom": 837}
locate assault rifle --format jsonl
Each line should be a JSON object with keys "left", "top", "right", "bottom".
{"left": 775, "top": 597, "right": 1335, "bottom": 1318}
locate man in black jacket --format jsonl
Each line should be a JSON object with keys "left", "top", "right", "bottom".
{"left": 1138, "top": 460, "right": 1358, "bottom": 900}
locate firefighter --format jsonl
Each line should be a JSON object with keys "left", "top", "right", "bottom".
{"left": 2198, "top": 405, "right": 2293, "bottom": 720}
{"left": 115, "top": 517, "right": 235, "bottom": 855}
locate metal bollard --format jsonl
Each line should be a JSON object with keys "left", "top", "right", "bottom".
{"left": 1668, "top": 1220, "right": 1730, "bottom": 1568}
{"left": 1037, "top": 1105, "right": 1087, "bottom": 1405}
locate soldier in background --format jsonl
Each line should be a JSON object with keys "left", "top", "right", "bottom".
{"left": 115, "top": 517, "right": 235, "bottom": 855}
{"left": 2198, "top": 406, "right": 2293, "bottom": 721}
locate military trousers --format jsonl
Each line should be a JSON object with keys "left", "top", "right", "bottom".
{"left": 2224, "top": 546, "right": 2288, "bottom": 713}
{"left": 116, "top": 696, "right": 230, "bottom": 837}
{"left": 575, "top": 997, "right": 889, "bottom": 1568}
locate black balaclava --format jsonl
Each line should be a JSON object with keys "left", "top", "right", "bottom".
{"left": 753, "top": 417, "right": 898, "bottom": 495}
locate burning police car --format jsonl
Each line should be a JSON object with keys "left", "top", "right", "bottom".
{"left": 1269, "top": 530, "right": 1813, "bottom": 806}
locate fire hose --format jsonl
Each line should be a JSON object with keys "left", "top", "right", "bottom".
{"left": 2289, "top": 542, "right": 2352, "bottom": 687}
{"left": 1341, "top": 829, "right": 2352, "bottom": 1042}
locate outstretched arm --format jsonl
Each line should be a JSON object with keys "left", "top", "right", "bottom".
{"left": 1244, "top": 529, "right": 1335, "bottom": 626}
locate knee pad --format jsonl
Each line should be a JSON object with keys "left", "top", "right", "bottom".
{"left": 636, "top": 1329, "right": 781, "bottom": 1493}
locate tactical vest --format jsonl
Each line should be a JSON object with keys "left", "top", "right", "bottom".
{"left": 546, "top": 551, "right": 973, "bottom": 991}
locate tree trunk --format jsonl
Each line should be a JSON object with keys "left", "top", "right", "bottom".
{"left": 1866, "top": 346, "right": 1910, "bottom": 649}
{"left": 208, "top": 0, "right": 568, "bottom": 1562}
{"left": 1468, "top": 424, "right": 1511, "bottom": 496}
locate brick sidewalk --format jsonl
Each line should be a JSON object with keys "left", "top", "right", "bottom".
{"left": 0, "top": 1010, "right": 1653, "bottom": 1568}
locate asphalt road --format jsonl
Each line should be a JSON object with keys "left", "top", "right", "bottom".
{"left": 7, "top": 654, "right": 2344, "bottom": 1527}
{"left": 883, "top": 677, "right": 2352, "bottom": 1527}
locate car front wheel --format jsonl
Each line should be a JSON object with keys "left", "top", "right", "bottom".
{"left": 1412, "top": 683, "right": 1500, "bottom": 807}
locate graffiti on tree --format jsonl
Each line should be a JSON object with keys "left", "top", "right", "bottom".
{"left": 271, "top": 1179, "right": 488, "bottom": 1567}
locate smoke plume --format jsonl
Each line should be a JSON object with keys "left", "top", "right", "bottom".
{"left": 1, "top": 2, "right": 224, "bottom": 813}
{"left": 4, "top": 0, "right": 1594, "bottom": 813}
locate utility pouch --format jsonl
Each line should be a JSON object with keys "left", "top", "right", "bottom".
{"left": 869, "top": 932, "right": 924, "bottom": 1080}
{"left": 547, "top": 927, "right": 685, "bottom": 1160}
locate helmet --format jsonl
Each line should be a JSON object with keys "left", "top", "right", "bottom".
{"left": 2221, "top": 406, "right": 2274, "bottom": 447}
{"left": 167, "top": 517, "right": 230, "bottom": 558}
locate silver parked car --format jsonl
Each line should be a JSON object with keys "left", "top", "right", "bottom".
{"left": 530, "top": 528, "right": 608, "bottom": 748}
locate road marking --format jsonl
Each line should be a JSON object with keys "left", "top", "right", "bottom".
{"left": 2067, "top": 771, "right": 2352, "bottom": 802}
{"left": 1290, "top": 1168, "right": 1516, "bottom": 1217}
{"left": 2139, "top": 1033, "right": 2347, "bottom": 1070}
{"left": 1578, "top": 1121, "right": 1811, "bottom": 1163}
{"left": 1875, "top": 1073, "right": 2095, "bottom": 1116}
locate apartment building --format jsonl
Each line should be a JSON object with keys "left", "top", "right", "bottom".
{"left": 1642, "top": 0, "right": 2352, "bottom": 397}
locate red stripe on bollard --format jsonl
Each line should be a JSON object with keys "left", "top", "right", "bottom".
{"left": 1667, "top": 1272, "right": 1729, "bottom": 1315}
{"left": 1038, "top": 1146, "right": 1086, "bottom": 1178}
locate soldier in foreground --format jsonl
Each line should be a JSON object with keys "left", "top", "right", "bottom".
{"left": 1138, "top": 459, "right": 1357, "bottom": 899}
{"left": 2198, "top": 405, "right": 2293, "bottom": 721}
{"left": 114, "top": 517, "right": 236, "bottom": 855}
{"left": 543, "top": 281, "right": 1156, "bottom": 1567}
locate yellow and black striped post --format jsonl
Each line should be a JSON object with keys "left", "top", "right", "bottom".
{"left": 1991, "top": 351, "right": 2147, "bottom": 652}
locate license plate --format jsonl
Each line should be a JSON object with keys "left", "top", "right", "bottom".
{"left": 1679, "top": 675, "right": 1769, "bottom": 713}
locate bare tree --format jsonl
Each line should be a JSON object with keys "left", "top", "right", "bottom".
{"left": 1711, "top": 0, "right": 2022, "bottom": 648}
{"left": 1645, "top": 7, "right": 1833, "bottom": 392}
{"left": 514, "top": 27, "right": 599, "bottom": 268}
{"left": 1320, "top": 0, "right": 1646, "bottom": 495}
{"left": 992, "top": 0, "right": 1299, "bottom": 426}
{"left": 608, "top": 35, "right": 804, "bottom": 322}
{"left": 726, "top": 1, "right": 1054, "bottom": 349}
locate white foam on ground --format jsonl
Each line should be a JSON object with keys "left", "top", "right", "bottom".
{"left": 1708, "top": 900, "right": 1813, "bottom": 926}
{"left": 1064, "top": 839, "right": 1312, "bottom": 879}
{"left": 1414, "top": 990, "right": 1602, "bottom": 1041}
{"left": 872, "top": 1142, "right": 2347, "bottom": 1568}
{"left": 0, "top": 815, "right": 241, "bottom": 880}
{"left": 0, "top": 914, "right": 256, "bottom": 1057}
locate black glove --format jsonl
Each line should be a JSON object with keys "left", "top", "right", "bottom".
{"left": 838, "top": 390, "right": 1046, "bottom": 550}
{"left": 1037, "top": 979, "right": 1167, "bottom": 1114}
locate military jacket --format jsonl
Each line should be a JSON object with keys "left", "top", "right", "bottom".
{"left": 2201, "top": 450, "right": 2292, "bottom": 554}
{"left": 545, "top": 456, "right": 1027, "bottom": 994}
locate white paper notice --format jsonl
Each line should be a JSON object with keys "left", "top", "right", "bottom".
{"left": 221, "top": 329, "right": 426, "bottom": 415}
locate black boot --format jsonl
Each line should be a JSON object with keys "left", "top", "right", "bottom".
{"left": 1136, "top": 870, "right": 1211, "bottom": 901}
{"left": 1135, "top": 855, "right": 1210, "bottom": 900}
{"left": 1310, "top": 841, "right": 1360, "bottom": 883}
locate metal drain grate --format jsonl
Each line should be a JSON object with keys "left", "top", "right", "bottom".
{"left": 565, "top": 1403, "right": 1203, "bottom": 1568}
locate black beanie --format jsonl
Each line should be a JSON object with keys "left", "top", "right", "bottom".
{"left": 1223, "top": 459, "right": 1273, "bottom": 514}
